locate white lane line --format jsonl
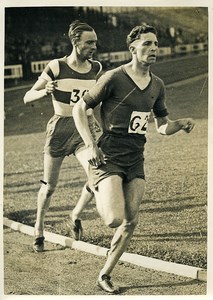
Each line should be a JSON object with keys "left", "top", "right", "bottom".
{"left": 3, "top": 217, "right": 207, "bottom": 282}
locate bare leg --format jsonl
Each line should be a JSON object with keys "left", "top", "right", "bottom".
{"left": 100, "top": 178, "right": 145, "bottom": 277}
{"left": 95, "top": 176, "right": 145, "bottom": 292}
{"left": 71, "top": 183, "right": 94, "bottom": 221}
{"left": 34, "top": 154, "right": 64, "bottom": 237}
{"left": 71, "top": 146, "right": 94, "bottom": 221}
{"left": 95, "top": 175, "right": 125, "bottom": 227}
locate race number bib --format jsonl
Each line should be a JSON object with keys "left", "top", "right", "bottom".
{"left": 128, "top": 111, "right": 150, "bottom": 134}
{"left": 55, "top": 78, "right": 95, "bottom": 106}
{"left": 70, "top": 89, "right": 88, "bottom": 104}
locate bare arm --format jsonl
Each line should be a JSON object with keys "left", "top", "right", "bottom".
{"left": 73, "top": 98, "right": 105, "bottom": 167}
{"left": 155, "top": 116, "right": 195, "bottom": 135}
{"left": 23, "top": 78, "right": 57, "bottom": 104}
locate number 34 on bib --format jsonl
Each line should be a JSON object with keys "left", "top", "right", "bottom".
{"left": 128, "top": 111, "right": 150, "bottom": 135}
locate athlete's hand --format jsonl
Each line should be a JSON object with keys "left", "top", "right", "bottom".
{"left": 45, "top": 80, "right": 57, "bottom": 95}
{"left": 180, "top": 118, "right": 195, "bottom": 133}
{"left": 87, "top": 144, "right": 106, "bottom": 168}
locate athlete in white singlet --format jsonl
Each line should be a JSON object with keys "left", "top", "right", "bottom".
{"left": 23, "top": 20, "right": 102, "bottom": 252}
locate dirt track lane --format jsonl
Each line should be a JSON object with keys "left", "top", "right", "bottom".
{"left": 3, "top": 227, "right": 206, "bottom": 296}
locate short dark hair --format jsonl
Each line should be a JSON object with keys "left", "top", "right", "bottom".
{"left": 68, "top": 20, "right": 94, "bottom": 45}
{"left": 126, "top": 23, "right": 157, "bottom": 47}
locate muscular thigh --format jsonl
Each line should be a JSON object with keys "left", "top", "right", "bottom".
{"left": 94, "top": 175, "right": 125, "bottom": 224}
{"left": 123, "top": 178, "right": 146, "bottom": 221}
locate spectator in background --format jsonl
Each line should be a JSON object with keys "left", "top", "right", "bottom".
{"left": 20, "top": 38, "right": 32, "bottom": 80}
{"left": 176, "top": 27, "right": 184, "bottom": 45}
{"left": 166, "top": 25, "right": 176, "bottom": 52}
{"left": 23, "top": 20, "right": 102, "bottom": 252}
{"left": 73, "top": 23, "right": 195, "bottom": 294}
{"left": 195, "top": 33, "right": 205, "bottom": 43}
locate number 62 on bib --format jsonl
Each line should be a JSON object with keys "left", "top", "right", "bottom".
{"left": 128, "top": 111, "right": 150, "bottom": 135}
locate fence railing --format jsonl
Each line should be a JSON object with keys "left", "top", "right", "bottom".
{"left": 4, "top": 42, "right": 208, "bottom": 79}
{"left": 4, "top": 64, "right": 23, "bottom": 79}
{"left": 31, "top": 60, "right": 50, "bottom": 73}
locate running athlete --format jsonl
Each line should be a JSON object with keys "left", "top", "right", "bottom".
{"left": 23, "top": 20, "right": 102, "bottom": 252}
{"left": 73, "top": 24, "right": 195, "bottom": 294}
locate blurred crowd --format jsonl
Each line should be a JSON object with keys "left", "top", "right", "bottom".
{"left": 5, "top": 7, "right": 208, "bottom": 79}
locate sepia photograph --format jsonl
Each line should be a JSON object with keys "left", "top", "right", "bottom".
{"left": 2, "top": 0, "right": 212, "bottom": 298}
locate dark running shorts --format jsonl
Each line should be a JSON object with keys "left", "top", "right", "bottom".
{"left": 88, "top": 158, "right": 145, "bottom": 190}
{"left": 44, "top": 114, "right": 97, "bottom": 158}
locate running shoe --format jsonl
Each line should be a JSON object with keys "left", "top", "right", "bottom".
{"left": 97, "top": 274, "right": 120, "bottom": 294}
{"left": 33, "top": 236, "right": 45, "bottom": 252}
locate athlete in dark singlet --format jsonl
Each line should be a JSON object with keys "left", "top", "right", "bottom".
{"left": 84, "top": 65, "right": 167, "bottom": 167}
{"left": 73, "top": 23, "right": 195, "bottom": 294}
{"left": 23, "top": 20, "right": 102, "bottom": 252}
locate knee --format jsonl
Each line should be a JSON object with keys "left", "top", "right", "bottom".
{"left": 123, "top": 216, "right": 139, "bottom": 232}
{"left": 103, "top": 214, "right": 139, "bottom": 229}
{"left": 46, "top": 188, "right": 55, "bottom": 198}
{"left": 104, "top": 216, "right": 123, "bottom": 228}
{"left": 106, "top": 216, "right": 138, "bottom": 232}
{"left": 39, "top": 184, "right": 55, "bottom": 198}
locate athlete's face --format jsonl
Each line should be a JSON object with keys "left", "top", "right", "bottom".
{"left": 76, "top": 31, "right": 97, "bottom": 59}
{"left": 131, "top": 32, "right": 158, "bottom": 65}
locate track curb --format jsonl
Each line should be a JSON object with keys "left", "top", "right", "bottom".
{"left": 3, "top": 217, "right": 207, "bottom": 282}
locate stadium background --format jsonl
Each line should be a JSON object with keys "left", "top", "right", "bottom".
{"left": 5, "top": 6, "right": 208, "bottom": 81}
